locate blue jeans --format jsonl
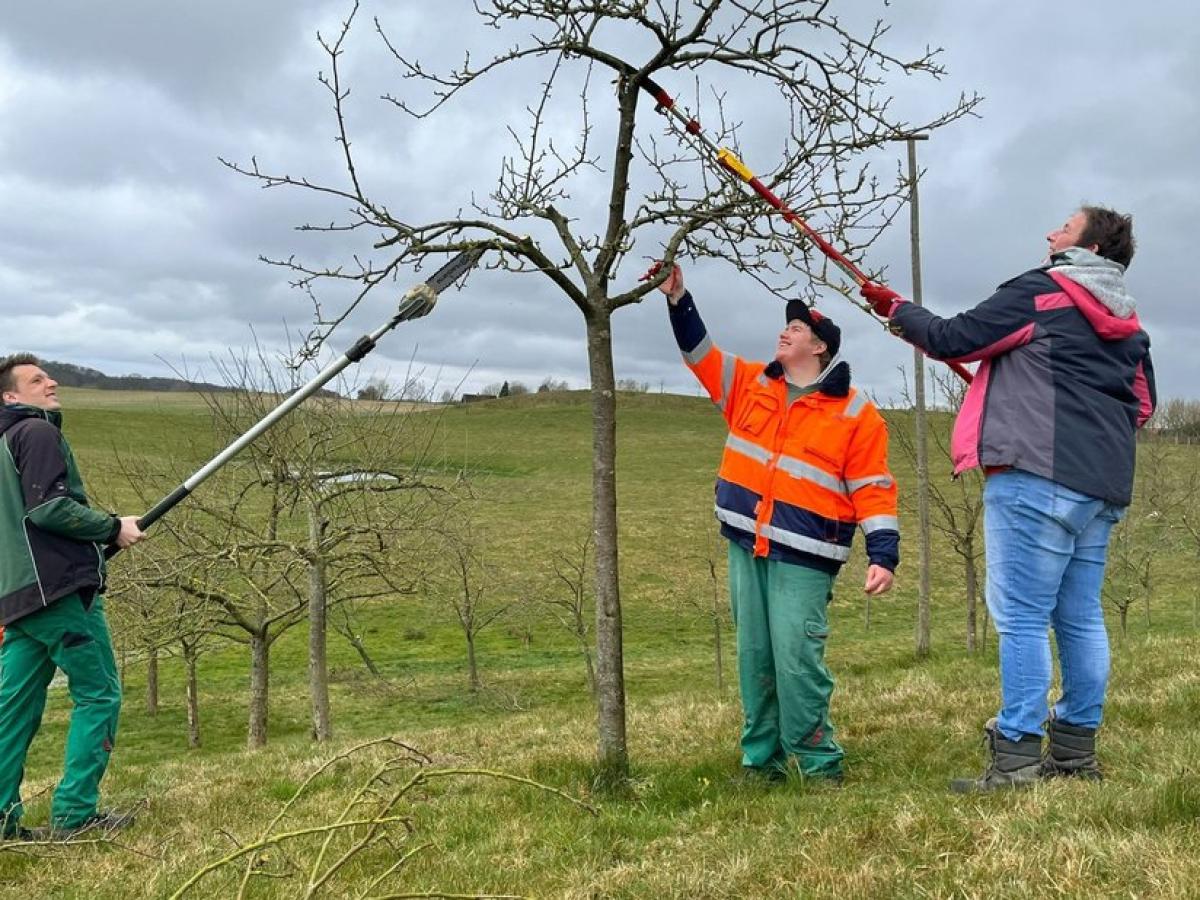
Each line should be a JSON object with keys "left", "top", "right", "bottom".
{"left": 984, "top": 470, "right": 1125, "bottom": 741}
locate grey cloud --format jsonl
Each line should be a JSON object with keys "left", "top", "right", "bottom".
{"left": 1, "top": 2, "right": 1194, "bottom": 402}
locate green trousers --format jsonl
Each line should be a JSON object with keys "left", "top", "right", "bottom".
{"left": 0, "top": 592, "right": 121, "bottom": 831}
{"left": 727, "top": 543, "right": 844, "bottom": 778}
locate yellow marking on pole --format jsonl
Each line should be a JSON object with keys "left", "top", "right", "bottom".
{"left": 716, "top": 148, "right": 755, "bottom": 182}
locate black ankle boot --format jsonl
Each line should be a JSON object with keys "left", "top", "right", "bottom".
{"left": 1041, "top": 718, "right": 1102, "bottom": 780}
{"left": 950, "top": 718, "right": 1043, "bottom": 793}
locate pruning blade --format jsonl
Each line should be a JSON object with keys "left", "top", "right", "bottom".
{"left": 426, "top": 247, "right": 485, "bottom": 295}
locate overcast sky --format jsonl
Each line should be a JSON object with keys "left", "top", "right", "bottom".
{"left": 2, "top": 2, "right": 1195, "bottom": 404}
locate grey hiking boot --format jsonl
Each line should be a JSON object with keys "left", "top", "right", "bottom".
{"left": 1041, "top": 718, "right": 1102, "bottom": 780}
{"left": 46, "top": 808, "right": 137, "bottom": 841}
{"left": 950, "top": 718, "right": 1043, "bottom": 794}
{"left": 0, "top": 825, "right": 39, "bottom": 842}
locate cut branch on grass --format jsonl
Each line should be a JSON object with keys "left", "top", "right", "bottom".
{"left": 167, "top": 737, "right": 594, "bottom": 899}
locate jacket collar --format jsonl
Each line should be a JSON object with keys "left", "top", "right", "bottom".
{"left": 1047, "top": 247, "right": 1137, "bottom": 318}
{"left": 763, "top": 357, "right": 851, "bottom": 398}
{"left": 0, "top": 403, "right": 62, "bottom": 436}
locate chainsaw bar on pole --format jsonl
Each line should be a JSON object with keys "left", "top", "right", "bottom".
{"left": 107, "top": 246, "right": 486, "bottom": 557}
{"left": 636, "top": 75, "right": 973, "bottom": 385}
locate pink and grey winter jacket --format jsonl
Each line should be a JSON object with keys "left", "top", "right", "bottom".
{"left": 890, "top": 248, "right": 1156, "bottom": 507}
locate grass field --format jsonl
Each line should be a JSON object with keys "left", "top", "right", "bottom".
{"left": 3, "top": 386, "right": 1200, "bottom": 898}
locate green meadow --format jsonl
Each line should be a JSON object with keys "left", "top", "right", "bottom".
{"left": 3, "top": 386, "right": 1200, "bottom": 898}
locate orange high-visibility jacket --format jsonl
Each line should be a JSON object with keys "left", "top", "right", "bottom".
{"left": 670, "top": 292, "right": 899, "bottom": 573}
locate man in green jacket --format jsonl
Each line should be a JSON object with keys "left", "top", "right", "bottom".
{"left": 0, "top": 353, "right": 144, "bottom": 841}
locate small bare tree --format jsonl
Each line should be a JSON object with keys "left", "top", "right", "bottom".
{"left": 109, "top": 557, "right": 221, "bottom": 747}
{"left": 429, "top": 509, "right": 513, "bottom": 693}
{"left": 131, "top": 355, "right": 451, "bottom": 747}
{"left": 677, "top": 534, "right": 731, "bottom": 693}
{"left": 1105, "top": 440, "right": 1179, "bottom": 637}
{"left": 1179, "top": 464, "right": 1200, "bottom": 629}
{"left": 893, "top": 369, "right": 986, "bottom": 651}
{"left": 544, "top": 532, "right": 597, "bottom": 695}
{"left": 225, "top": 0, "right": 979, "bottom": 777}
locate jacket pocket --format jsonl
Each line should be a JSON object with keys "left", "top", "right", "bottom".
{"left": 803, "top": 444, "right": 842, "bottom": 470}
{"left": 734, "top": 395, "right": 779, "bottom": 437}
{"left": 805, "top": 620, "right": 830, "bottom": 640}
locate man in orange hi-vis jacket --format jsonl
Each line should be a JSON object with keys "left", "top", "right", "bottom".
{"left": 657, "top": 264, "right": 898, "bottom": 782}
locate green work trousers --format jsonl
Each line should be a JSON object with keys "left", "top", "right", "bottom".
{"left": 727, "top": 543, "right": 843, "bottom": 778}
{"left": 0, "top": 592, "right": 121, "bottom": 831}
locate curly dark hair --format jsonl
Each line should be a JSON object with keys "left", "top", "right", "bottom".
{"left": 1080, "top": 206, "right": 1136, "bottom": 268}
{"left": 0, "top": 353, "right": 42, "bottom": 396}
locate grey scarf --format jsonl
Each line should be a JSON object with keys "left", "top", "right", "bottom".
{"left": 1048, "top": 247, "right": 1137, "bottom": 318}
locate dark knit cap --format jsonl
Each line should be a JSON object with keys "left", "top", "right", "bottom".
{"left": 785, "top": 299, "right": 841, "bottom": 357}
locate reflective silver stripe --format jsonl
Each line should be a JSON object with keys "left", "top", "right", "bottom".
{"left": 715, "top": 506, "right": 853, "bottom": 562}
{"left": 715, "top": 506, "right": 758, "bottom": 535}
{"left": 775, "top": 456, "right": 847, "bottom": 495}
{"left": 720, "top": 353, "right": 736, "bottom": 412}
{"left": 846, "top": 474, "right": 895, "bottom": 493}
{"left": 844, "top": 391, "right": 868, "bottom": 418}
{"left": 764, "top": 525, "right": 852, "bottom": 561}
{"left": 724, "top": 435, "right": 848, "bottom": 495}
{"left": 682, "top": 334, "right": 713, "bottom": 366}
{"left": 860, "top": 514, "right": 900, "bottom": 534}
{"left": 756, "top": 373, "right": 772, "bottom": 388}
{"left": 725, "top": 433, "right": 771, "bottom": 463}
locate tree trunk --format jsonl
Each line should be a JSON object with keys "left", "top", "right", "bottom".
{"left": 904, "top": 137, "right": 933, "bottom": 661}
{"left": 585, "top": 308, "right": 628, "bottom": 781}
{"left": 573, "top": 617, "right": 597, "bottom": 696}
{"left": 248, "top": 630, "right": 269, "bottom": 749}
{"left": 183, "top": 641, "right": 201, "bottom": 749}
{"left": 1119, "top": 605, "right": 1129, "bottom": 638}
{"left": 308, "top": 507, "right": 332, "bottom": 743}
{"left": 582, "top": 644, "right": 597, "bottom": 697}
{"left": 712, "top": 615, "right": 724, "bottom": 693}
{"left": 146, "top": 646, "right": 159, "bottom": 717}
{"left": 339, "top": 620, "right": 382, "bottom": 677}
{"left": 466, "top": 630, "right": 480, "bottom": 693}
{"left": 965, "top": 545, "right": 979, "bottom": 653}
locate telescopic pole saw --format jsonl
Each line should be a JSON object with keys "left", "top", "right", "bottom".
{"left": 106, "top": 246, "right": 485, "bottom": 558}
{"left": 636, "top": 76, "right": 973, "bottom": 385}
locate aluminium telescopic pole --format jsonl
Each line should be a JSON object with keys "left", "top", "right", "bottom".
{"left": 635, "top": 75, "right": 973, "bottom": 385}
{"left": 107, "top": 247, "right": 485, "bottom": 557}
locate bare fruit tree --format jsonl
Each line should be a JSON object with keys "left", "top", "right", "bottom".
{"left": 139, "top": 357, "right": 450, "bottom": 747}
{"left": 544, "top": 532, "right": 597, "bottom": 696}
{"left": 892, "top": 369, "right": 985, "bottom": 652}
{"left": 677, "top": 533, "right": 732, "bottom": 693}
{"left": 109, "top": 562, "right": 221, "bottom": 747}
{"left": 428, "top": 505, "right": 513, "bottom": 694}
{"left": 1104, "top": 439, "right": 1178, "bottom": 637}
{"left": 224, "top": 1, "right": 979, "bottom": 777}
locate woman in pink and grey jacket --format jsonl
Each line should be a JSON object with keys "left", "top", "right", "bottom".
{"left": 862, "top": 205, "right": 1155, "bottom": 793}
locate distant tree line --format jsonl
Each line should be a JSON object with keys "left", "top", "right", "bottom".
{"left": 39, "top": 359, "right": 233, "bottom": 393}
{"left": 1147, "top": 398, "right": 1200, "bottom": 443}
{"left": 438, "top": 376, "right": 654, "bottom": 403}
